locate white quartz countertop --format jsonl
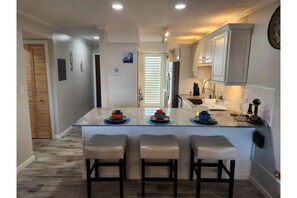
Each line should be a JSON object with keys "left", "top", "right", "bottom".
{"left": 73, "top": 107, "right": 257, "bottom": 127}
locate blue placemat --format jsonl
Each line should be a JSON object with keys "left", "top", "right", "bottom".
{"left": 104, "top": 117, "right": 131, "bottom": 125}
{"left": 146, "top": 118, "right": 174, "bottom": 125}
{"left": 190, "top": 117, "right": 218, "bottom": 125}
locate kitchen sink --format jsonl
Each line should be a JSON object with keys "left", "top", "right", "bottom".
{"left": 187, "top": 98, "right": 203, "bottom": 105}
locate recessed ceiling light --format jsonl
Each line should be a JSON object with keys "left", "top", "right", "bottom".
{"left": 175, "top": 3, "right": 186, "bottom": 10}
{"left": 112, "top": 3, "right": 123, "bottom": 10}
{"left": 165, "top": 32, "right": 169, "bottom": 37}
{"left": 93, "top": 36, "right": 100, "bottom": 40}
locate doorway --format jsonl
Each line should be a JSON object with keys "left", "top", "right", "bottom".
{"left": 137, "top": 53, "right": 167, "bottom": 107}
{"left": 95, "top": 55, "right": 102, "bottom": 107}
{"left": 23, "top": 44, "right": 52, "bottom": 138}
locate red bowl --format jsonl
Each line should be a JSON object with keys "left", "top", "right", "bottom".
{"left": 112, "top": 113, "right": 123, "bottom": 120}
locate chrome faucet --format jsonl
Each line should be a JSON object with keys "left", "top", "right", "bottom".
{"left": 202, "top": 79, "right": 215, "bottom": 98}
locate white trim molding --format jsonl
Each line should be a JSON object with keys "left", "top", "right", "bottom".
{"left": 249, "top": 175, "right": 273, "bottom": 198}
{"left": 17, "top": 155, "right": 35, "bottom": 173}
{"left": 54, "top": 126, "right": 72, "bottom": 139}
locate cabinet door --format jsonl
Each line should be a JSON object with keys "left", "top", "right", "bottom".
{"left": 192, "top": 46, "right": 199, "bottom": 77}
{"left": 212, "top": 32, "right": 228, "bottom": 82}
{"left": 174, "top": 47, "right": 180, "bottom": 61}
{"left": 197, "top": 42, "right": 205, "bottom": 64}
{"left": 204, "top": 39, "right": 213, "bottom": 63}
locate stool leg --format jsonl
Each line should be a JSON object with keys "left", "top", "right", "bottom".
{"left": 123, "top": 152, "right": 127, "bottom": 180}
{"left": 86, "top": 159, "right": 91, "bottom": 198}
{"left": 228, "top": 160, "right": 235, "bottom": 198}
{"left": 119, "top": 159, "right": 124, "bottom": 198}
{"left": 95, "top": 159, "right": 99, "bottom": 178}
{"left": 141, "top": 159, "right": 145, "bottom": 197}
{"left": 170, "top": 159, "right": 173, "bottom": 179}
{"left": 174, "top": 159, "right": 178, "bottom": 198}
{"left": 196, "top": 159, "right": 202, "bottom": 198}
{"left": 190, "top": 148, "right": 194, "bottom": 180}
{"left": 218, "top": 160, "right": 223, "bottom": 179}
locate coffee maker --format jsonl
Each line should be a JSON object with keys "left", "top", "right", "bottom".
{"left": 193, "top": 83, "right": 200, "bottom": 96}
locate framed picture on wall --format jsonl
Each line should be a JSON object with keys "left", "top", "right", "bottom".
{"left": 111, "top": 66, "right": 121, "bottom": 76}
{"left": 122, "top": 52, "right": 133, "bottom": 63}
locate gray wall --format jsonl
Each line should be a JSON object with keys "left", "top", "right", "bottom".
{"left": 17, "top": 14, "right": 94, "bottom": 167}
{"left": 17, "top": 23, "right": 34, "bottom": 167}
{"left": 53, "top": 34, "right": 94, "bottom": 133}
{"left": 243, "top": 1, "right": 280, "bottom": 197}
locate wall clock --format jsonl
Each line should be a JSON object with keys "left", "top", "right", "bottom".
{"left": 267, "top": 6, "right": 280, "bottom": 49}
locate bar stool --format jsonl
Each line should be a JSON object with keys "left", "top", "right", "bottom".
{"left": 189, "top": 135, "right": 237, "bottom": 198}
{"left": 83, "top": 134, "right": 128, "bottom": 198}
{"left": 140, "top": 134, "right": 179, "bottom": 198}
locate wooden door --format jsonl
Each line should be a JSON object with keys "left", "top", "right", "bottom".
{"left": 24, "top": 44, "right": 52, "bottom": 139}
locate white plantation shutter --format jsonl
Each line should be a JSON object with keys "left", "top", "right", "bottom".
{"left": 144, "top": 55, "right": 162, "bottom": 106}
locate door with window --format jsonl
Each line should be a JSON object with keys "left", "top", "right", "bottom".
{"left": 138, "top": 54, "right": 165, "bottom": 107}
{"left": 24, "top": 44, "right": 52, "bottom": 138}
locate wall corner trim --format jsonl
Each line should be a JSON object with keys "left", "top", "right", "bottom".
{"left": 54, "top": 126, "right": 72, "bottom": 139}
{"left": 17, "top": 155, "right": 35, "bottom": 173}
{"left": 249, "top": 175, "right": 274, "bottom": 198}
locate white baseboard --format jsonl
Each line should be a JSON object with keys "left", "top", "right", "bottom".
{"left": 54, "top": 126, "right": 72, "bottom": 139}
{"left": 17, "top": 155, "right": 35, "bottom": 173}
{"left": 249, "top": 175, "right": 273, "bottom": 198}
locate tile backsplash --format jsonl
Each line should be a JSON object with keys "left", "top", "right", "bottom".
{"left": 199, "top": 82, "right": 275, "bottom": 126}
{"left": 242, "top": 84, "right": 275, "bottom": 126}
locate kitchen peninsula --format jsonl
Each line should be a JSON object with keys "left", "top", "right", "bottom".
{"left": 74, "top": 107, "right": 258, "bottom": 180}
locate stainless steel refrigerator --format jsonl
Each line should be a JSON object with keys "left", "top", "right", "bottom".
{"left": 169, "top": 61, "right": 180, "bottom": 108}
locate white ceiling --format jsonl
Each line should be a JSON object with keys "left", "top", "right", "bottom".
{"left": 18, "top": 0, "right": 275, "bottom": 48}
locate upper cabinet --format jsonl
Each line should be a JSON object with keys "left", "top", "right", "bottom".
{"left": 191, "top": 38, "right": 212, "bottom": 77}
{"left": 212, "top": 32, "right": 228, "bottom": 83}
{"left": 191, "top": 23, "right": 253, "bottom": 84}
{"left": 174, "top": 47, "right": 181, "bottom": 61}
{"left": 197, "top": 39, "right": 213, "bottom": 64}
{"left": 211, "top": 24, "right": 253, "bottom": 85}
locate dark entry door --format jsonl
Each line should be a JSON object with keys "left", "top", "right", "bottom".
{"left": 95, "top": 55, "right": 102, "bottom": 107}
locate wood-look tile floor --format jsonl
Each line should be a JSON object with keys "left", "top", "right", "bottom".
{"left": 17, "top": 126, "right": 264, "bottom": 198}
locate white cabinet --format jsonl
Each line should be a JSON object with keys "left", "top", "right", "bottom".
{"left": 174, "top": 47, "right": 181, "bottom": 61}
{"left": 212, "top": 32, "right": 228, "bottom": 82}
{"left": 191, "top": 45, "right": 199, "bottom": 77}
{"left": 191, "top": 39, "right": 212, "bottom": 78}
{"left": 211, "top": 24, "right": 253, "bottom": 85}
{"left": 197, "top": 39, "right": 213, "bottom": 64}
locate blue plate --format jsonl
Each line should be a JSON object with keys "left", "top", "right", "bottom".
{"left": 146, "top": 117, "right": 174, "bottom": 125}
{"left": 105, "top": 115, "right": 128, "bottom": 124}
{"left": 191, "top": 117, "right": 218, "bottom": 125}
